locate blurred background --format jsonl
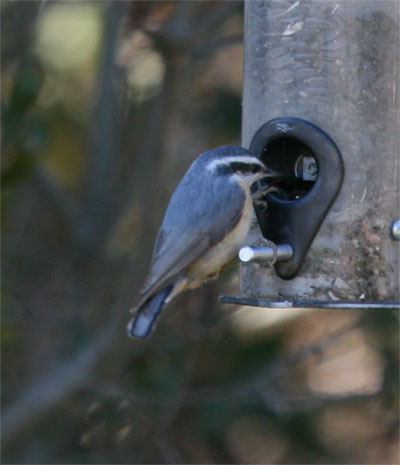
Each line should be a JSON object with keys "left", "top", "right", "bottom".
{"left": 1, "top": 1, "right": 399, "bottom": 463}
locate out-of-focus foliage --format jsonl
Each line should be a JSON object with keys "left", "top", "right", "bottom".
{"left": 1, "top": 2, "right": 399, "bottom": 464}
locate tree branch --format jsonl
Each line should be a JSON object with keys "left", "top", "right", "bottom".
{"left": 79, "top": 1, "right": 126, "bottom": 250}
{"left": 2, "top": 318, "right": 121, "bottom": 444}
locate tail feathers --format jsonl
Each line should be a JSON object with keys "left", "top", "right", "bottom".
{"left": 127, "top": 285, "right": 172, "bottom": 339}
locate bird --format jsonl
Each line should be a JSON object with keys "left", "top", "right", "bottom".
{"left": 127, "top": 145, "right": 268, "bottom": 339}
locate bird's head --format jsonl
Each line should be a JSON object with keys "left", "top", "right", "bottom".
{"left": 202, "top": 145, "right": 267, "bottom": 187}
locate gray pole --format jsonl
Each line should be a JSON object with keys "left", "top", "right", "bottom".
{"left": 240, "top": 0, "right": 399, "bottom": 303}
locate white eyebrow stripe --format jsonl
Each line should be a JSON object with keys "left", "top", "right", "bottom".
{"left": 206, "top": 156, "right": 265, "bottom": 172}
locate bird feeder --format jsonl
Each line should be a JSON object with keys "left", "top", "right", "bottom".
{"left": 222, "top": 0, "right": 400, "bottom": 309}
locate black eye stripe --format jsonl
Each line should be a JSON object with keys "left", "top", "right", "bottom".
{"left": 230, "top": 162, "right": 262, "bottom": 173}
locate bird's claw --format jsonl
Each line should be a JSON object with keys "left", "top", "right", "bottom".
{"left": 252, "top": 186, "right": 281, "bottom": 211}
{"left": 253, "top": 198, "right": 269, "bottom": 210}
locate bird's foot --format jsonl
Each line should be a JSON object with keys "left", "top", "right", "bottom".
{"left": 252, "top": 186, "right": 281, "bottom": 211}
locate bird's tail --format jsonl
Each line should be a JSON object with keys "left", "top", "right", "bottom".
{"left": 127, "top": 285, "right": 173, "bottom": 339}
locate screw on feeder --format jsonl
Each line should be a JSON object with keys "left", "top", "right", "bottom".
{"left": 307, "top": 160, "right": 318, "bottom": 176}
{"left": 294, "top": 156, "right": 318, "bottom": 181}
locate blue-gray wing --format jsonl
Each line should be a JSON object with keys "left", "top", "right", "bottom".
{"left": 137, "top": 172, "right": 246, "bottom": 303}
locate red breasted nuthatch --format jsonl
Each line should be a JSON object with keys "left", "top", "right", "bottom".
{"left": 127, "top": 146, "right": 267, "bottom": 338}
